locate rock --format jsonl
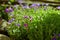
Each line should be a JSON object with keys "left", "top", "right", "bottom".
{"left": 0, "top": 34, "right": 10, "bottom": 40}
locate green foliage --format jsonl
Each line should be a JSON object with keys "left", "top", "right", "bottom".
{"left": 7, "top": 6, "right": 60, "bottom": 40}
{"left": 10, "top": 0, "right": 15, "bottom": 2}
{"left": 0, "top": 6, "right": 8, "bottom": 21}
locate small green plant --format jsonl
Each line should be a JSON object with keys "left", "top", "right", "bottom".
{"left": 7, "top": 6, "right": 60, "bottom": 40}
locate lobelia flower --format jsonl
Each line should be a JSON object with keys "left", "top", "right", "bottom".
{"left": 24, "top": 16, "right": 28, "bottom": 18}
{"left": 5, "top": 8, "right": 9, "bottom": 13}
{"left": 12, "top": 18, "right": 15, "bottom": 21}
{"left": 57, "top": 6, "right": 60, "bottom": 9}
{"left": 8, "top": 19, "right": 13, "bottom": 23}
{"left": 15, "top": 23, "right": 20, "bottom": 27}
{"left": 31, "top": 4, "right": 40, "bottom": 8}
{"left": 24, "top": 23, "right": 28, "bottom": 27}
{"left": 9, "top": 7, "right": 13, "bottom": 12}
{"left": 37, "top": 4, "right": 40, "bottom": 6}
{"left": 8, "top": 20, "right": 13, "bottom": 24}
{"left": 17, "top": 0, "right": 23, "bottom": 3}
{"left": 8, "top": 18, "right": 15, "bottom": 23}
{"left": 5, "top": 7, "right": 13, "bottom": 13}
{"left": 22, "top": 6, "right": 27, "bottom": 8}
{"left": 52, "top": 37, "right": 56, "bottom": 40}
{"left": 22, "top": 5, "right": 30, "bottom": 9}
{"left": 30, "top": 4, "right": 37, "bottom": 8}
{"left": 14, "top": 5, "right": 18, "bottom": 8}
{"left": 31, "top": 4, "right": 37, "bottom": 6}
